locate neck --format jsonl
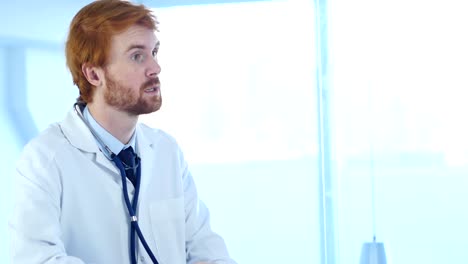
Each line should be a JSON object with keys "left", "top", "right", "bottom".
{"left": 87, "top": 102, "right": 138, "bottom": 144}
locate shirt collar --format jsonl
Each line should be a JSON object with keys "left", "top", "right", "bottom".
{"left": 83, "top": 106, "right": 137, "bottom": 156}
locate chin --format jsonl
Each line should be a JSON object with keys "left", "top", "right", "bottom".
{"left": 135, "top": 100, "right": 162, "bottom": 115}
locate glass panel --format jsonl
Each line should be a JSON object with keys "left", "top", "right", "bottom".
{"left": 0, "top": 46, "right": 23, "bottom": 264}
{"left": 26, "top": 48, "right": 76, "bottom": 132}
{"left": 141, "top": 1, "right": 320, "bottom": 263}
{"left": 330, "top": 0, "right": 468, "bottom": 263}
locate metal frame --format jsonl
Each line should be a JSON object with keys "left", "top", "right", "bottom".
{"left": 314, "top": 0, "right": 336, "bottom": 263}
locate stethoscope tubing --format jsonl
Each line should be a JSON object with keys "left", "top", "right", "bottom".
{"left": 113, "top": 156, "right": 159, "bottom": 264}
{"left": 74, "top": 103, "right": 158, "bottom": 264}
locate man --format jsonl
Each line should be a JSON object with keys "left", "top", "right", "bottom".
{"left": 9, "top": 1, "right": 236, "bottom": 264}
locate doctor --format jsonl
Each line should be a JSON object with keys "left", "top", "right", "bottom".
{"left": 9, "top": 0, "right": 236, "bottom": 264}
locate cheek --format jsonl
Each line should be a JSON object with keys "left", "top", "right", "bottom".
{"left": 110, "top": 63, "right": 135, "bottom": 77}
{"left": 107, "top": 64, "right": 145, "bottom": 90}
{"left": 117, "top": 75, "right": 141, "bottom": 91}
{"left": 122, "top": 71, "right": 145, "bottom": 88}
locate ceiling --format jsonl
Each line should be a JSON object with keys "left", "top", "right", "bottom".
{"left": 0, "top": 0, "right": 267, "bottom": 44}
{"left": 0, "top": 0, "right": 95, "bottom": 43}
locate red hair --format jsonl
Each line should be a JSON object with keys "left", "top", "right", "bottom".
{"left": 65, "top": 0, "right": 158, "bottom": 103}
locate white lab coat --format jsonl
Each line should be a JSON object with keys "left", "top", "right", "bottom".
{"left": 9, "top": 108, "right": 236, "bottom": 264}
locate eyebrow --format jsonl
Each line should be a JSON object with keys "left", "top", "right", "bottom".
{"left": 126, "top": 41, "right": 160, "bottom": 53}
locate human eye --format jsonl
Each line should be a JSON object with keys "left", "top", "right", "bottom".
{"left": 152, "top": 49, "right": 158, "bottom": 58}
{"left": 131, "top": 53, "right": 145, "bottom": 63}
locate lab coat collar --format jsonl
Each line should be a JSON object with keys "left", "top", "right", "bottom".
{"left": 60, "top": 107, "right": 120, "bottom": 177}
{"left": 61, "top": 107, "right": 102, "bottom": 154}
{"left": 62, "top": 106, "right": 154, "bottom": 155}
{"left": 60, "top": 106, "right": 156, "bottom": 195}
{"left": 135, "top": 124, "right": 155, "bottom": 199}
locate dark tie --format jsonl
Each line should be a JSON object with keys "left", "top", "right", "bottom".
{"left": 117, "top": 146, "right": 138, "bottom": 186}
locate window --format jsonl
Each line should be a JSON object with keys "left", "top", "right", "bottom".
{"left": 330, "top": 0, "right": 468, "bottom": 262}
{"left": 141, "top": 1, "right": 319, "bottom": 263}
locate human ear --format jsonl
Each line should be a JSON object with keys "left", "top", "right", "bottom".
{"left": 82, "top": 63, "right": 103, "bottom": 87}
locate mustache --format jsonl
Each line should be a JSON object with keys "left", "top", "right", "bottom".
{"left": 141, "top": 78, "right": 160, "bottom": 89}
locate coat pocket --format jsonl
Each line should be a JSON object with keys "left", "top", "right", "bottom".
{"left": 149, "top": 197, "right": 186, "bottom": 264}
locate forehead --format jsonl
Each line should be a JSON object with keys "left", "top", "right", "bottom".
{"left": 110, "top": 25, "right": 158, "bottom": 52}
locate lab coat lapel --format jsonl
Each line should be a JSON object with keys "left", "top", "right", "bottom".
{"left": 136, "top": 125, "right": 155, "bottom": 200}
{"left": 60, "top": 107, "right": 120, "bottom": 177}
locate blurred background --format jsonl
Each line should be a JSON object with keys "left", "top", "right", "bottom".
{"left": 1, "top": 0, "right": 467, "bottom": 263}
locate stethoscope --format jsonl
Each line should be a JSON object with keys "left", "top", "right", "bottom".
{"left": 74, "top": 103, "right": 159, "bottom": 264}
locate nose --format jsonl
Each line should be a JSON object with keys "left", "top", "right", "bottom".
{"left": 147, "top": 57, "right": 161, "bottom": 78}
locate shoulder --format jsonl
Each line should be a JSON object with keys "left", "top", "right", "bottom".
{"left": 137, "top": 123, "right": 180, "bottom": 148}
{"left": 18, "top": 123, "right": 69, "bottom": 168}
{"left": 136, "top": 123, "right": 188, "bottom": 167}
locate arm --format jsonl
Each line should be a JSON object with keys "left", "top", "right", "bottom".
{"left": 182, "top": 166, "right": 237, "bottom": 264}
{"left": 9, "top": 146, "right": 86, "bottom": 264}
